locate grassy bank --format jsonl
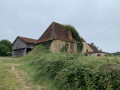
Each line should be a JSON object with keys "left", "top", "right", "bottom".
{"left": 19, "top": 45, "right": 120, "bottom": 90}
{"left": 0, "top": 58, "right": 23, "bottom": 90}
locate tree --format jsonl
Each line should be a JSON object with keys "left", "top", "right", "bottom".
{"left": 62, "top": 24, "right": 83, "bottom": 51}
{"left": 112, "top": 52, "right": 120, "bottom": 56}
{"left": 0, "top": 40, "right": 12, "bottom": 56}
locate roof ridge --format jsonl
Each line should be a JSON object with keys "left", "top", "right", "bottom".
{"left": 18, "top": 36, "right": 37, "bottom": 44}
{"left": 18, "top": 36, "right": 36, "bottom": 40}
{"left": 37, "top": 22, "right": 77, "bottom": 44}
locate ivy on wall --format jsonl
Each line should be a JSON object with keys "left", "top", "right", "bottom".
{"left": 62, "top": 24, "right": 83, "bottom": 52}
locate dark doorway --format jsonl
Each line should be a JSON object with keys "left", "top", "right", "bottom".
{"left": 97, "top": 54, "right": 101, "bottom": 56}
{"left": 26, "top": 48, "right": 32, "bottom": 54}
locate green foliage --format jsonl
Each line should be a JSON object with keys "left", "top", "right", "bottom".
{"left": 61, "top": 43, "right": 68, "bottom": 52}
{"left": 0, "top": 44, "right": 9, "bottom": 56}
{"left": 0, "top": 40, "right": 12, "bottom": 56}
{"left": 62, "top": 24, "right": 81, "bottom": 42}
{"left": 112, "top": 52, "right": 120, "bottom": 56}
{"left": 62, "top": 24, "right": 83, "bottom": 51}
{"left": 39, "top": 41, "right": 52, "bottom": 50}
{"left": 21, "top": 45, "right": 120, "bottom": 90}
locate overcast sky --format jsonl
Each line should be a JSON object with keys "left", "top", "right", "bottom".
{"left": 0, "top": 0, "right": 120, "bottom": 53}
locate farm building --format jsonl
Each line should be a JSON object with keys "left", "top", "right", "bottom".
{"left": 12, "top": 22, "right": 78, "bottom": 57}
{"left": 12, "top": 22, "right": 107, "bottom": 57}
{"left": 82, "top": 39, "right": 108, "bottom": 56}
{"left": 12, "top": 36, "right": 36, "bottom": 57}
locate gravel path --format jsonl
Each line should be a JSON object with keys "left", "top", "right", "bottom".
{"left": 0, "top": 57, "right": 11, "bottom": 60}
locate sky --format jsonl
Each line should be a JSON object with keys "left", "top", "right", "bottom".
{"left": 0, "top": 0, "right": 120, "bottom": 53}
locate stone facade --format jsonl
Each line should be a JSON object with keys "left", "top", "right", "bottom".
{"left": 50, "top": 40, "right": 77, "bottom": 53}
{"left": 81, "top": 41, "right": 108, "bottom": 56}
{"left": 50, "top": 40, "right": 66, "bottom": 53}
{"left": 67, "top": 42, "right": 77, "bottom": 53}
{"left": 12, "top": 22, "right": 79, "bottom": 57}
{"left": 82, "top": 41, "right": 93, "bottom": 54}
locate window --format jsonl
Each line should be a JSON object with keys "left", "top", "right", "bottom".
{"left": 86, "top": 49, "right": 88, "bottom": 52}
{"left": 97, "top": 54, "right": 101, "bottom": 56}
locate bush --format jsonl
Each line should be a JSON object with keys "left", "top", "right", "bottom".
{"left": 0, "top": 40, "right": 12, "bottom": 56}
{"left": 22, "top": 45, "right": 120, "bottom": 89}
{"left": 0, "top": 44, "right": 9, "bottom": 56}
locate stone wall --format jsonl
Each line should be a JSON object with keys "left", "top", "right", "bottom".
{"left": 82, "top": 42, "right": 93, "bottom": 54}
{"left": 50, "top": 40, "right": 66, "bottom": 53}
{"left": 88, "top": 53, "right": 108, "bottom": 57}
{"left": 67, "top": 42, "right": 77, "bottom": 53}
{"left": 50, "top": 40, "right": 77, "bottom": 53}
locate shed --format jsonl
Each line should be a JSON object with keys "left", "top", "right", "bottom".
{"left": 12, "top": 36, "right": 36, "bottom": 57}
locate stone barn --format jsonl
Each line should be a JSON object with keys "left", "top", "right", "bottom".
{"left": 37, "top": 22, "right": 78, "bottom": 53}
{"left": 12, "top": 22, "right": 78, "bottom": 57}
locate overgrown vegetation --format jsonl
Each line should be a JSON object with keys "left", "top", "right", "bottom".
{"left": 62, "top": 24, "right": 83, "bottom": 51}
{"left": 20, "top": 45, "right": 120, "bottom": 90}
{"left": 0, "top": 40, "right": 12, "bottom": 56}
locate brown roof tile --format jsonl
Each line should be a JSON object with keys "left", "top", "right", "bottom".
{"left": 85, "top": 43, "right": 105, "bottom": 54}
{"left": 18, "top": 36, "right": 37, "bottom": 44}
{"left": 37, "top": 22, "right": 77, "bottom": 44}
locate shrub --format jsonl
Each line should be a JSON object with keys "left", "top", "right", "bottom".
{"left": 0, "top": 40, "right": 12, "bottom": 56}
{"left": 22, "top": 45, "right": 120, "bottom": 89}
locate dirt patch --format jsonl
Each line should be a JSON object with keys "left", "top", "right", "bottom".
{"left": 11, "top": 65, "right": 33, "bottom": 90}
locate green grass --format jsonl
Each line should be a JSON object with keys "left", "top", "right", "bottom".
{"left": 0, "top": 45, "right": 120, "bottom": 90}
{"left": 0, "top": 57, "right": 57, "bottom": 90}
{"left": 0, "top": 58, "right": 23, "bottom": 90}
{"left": 16, "top": 61, "right": 58, "bottom": 90}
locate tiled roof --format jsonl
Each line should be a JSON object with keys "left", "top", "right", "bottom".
{"left": 88, "top": 44, "right": 101, "bottom": 53}
{"left": 85, "top": 43, "right": 105, "bottom": 54}
{"left": 18, "top": 36, "right": 37, "bottom": 44}
{"left": 15, "top": 22, "right": 80, "bottom": 45}
{"left": 37, "top": 22, "right": 77, "bottom": 44}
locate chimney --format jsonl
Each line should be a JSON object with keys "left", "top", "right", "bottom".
{"left": 67, "top": 30, "right": 72, "bottom": 40}
{"left": 91, "top": 43, "right": 94, "bottom": 45}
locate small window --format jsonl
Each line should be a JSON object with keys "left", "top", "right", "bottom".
{"left": 105, "top": 55, "right": 107, "bottom": 56}
{"left": 86, "top": 49, "right": 88, "bottom": 52}
{"left": 97, "top": 54, "right": 101, "bottom": 56}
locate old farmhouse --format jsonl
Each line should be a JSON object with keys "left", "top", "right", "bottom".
{"left": 81, "top": 38, "right": 108, "bottom": 56}
{"left": 12, "top": 22, "right": 77, "bottom": 57}
{"left": 12, "top": 22, "right": 107, "bottom": 57}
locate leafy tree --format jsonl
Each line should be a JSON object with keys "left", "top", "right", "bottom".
{"left": 62, "top": 24, "right": 83, "bottom": 51}
{"left": 112, "top": 52, "right": 120, "bottom": 56}
{"left": 0, "top": 40, "right": 12, "bottom": 56}
{"left": 0, "top": 44, "right": 9, "bottom": 56}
